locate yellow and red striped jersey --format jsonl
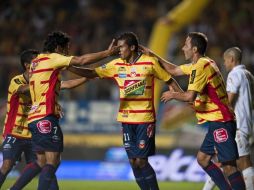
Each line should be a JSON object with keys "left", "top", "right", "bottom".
{"left": 28, "top": 53, "right": 72, "bottom": 123}
{"left": 95, "top": 54, "right": 171, "bottom": 123}
{"left": 3, "top": 74, "right": 31, "bottom": 139}
{"left": 180, "top": 57, "right": 235, "bottom": 124}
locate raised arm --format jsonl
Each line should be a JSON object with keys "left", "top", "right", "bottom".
{"left": 70, "top": 39, "right": 119, "bottom": 66}
{"left": 67, "top": 66, "right": 98, "bottom": 78}
{"left": 60, "top": 77, "right": 88, "bottom": 90}
{"left": 139, "top": 45, "right": 184, "bottom": 76}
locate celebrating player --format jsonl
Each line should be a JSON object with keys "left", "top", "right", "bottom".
{"left": 9, "top": 31, "right": 118, "bottom": 190}
{"left": 140, "top": 32, "right": 246, "bottom": 190}
{"left": 68, "top": 32, "right": 182, "bottom": 190}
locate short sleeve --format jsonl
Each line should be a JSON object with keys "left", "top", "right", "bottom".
{"left": 8, "top": 78, "right": 23, "bottom": 94}
{"left": 187, "top": 65, "right": 207, "bottom": 93}
{"left": 180, "top": 64, "right": 192, "bottom": 75}
{"left": 52, "top": 53, "right": 73, "bottom": 69}
{"left": 152, "top": 58, "right": 171, "bottom": 82}
{"left": 226, "top": 71, "right": 240, "bottom": 94}
{"left": 95, "top": 60, "right": 116, "bottom": 78}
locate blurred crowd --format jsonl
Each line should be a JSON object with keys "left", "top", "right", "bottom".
{"left": 0, "top": 0, "right": 253, "bottom": 101}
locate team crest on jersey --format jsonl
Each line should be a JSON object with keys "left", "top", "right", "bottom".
{"left": 139, "top": 140, "right": 146, "bottom": 149}
{"left": 118, "top": 67, "right": 127, "bottom": 78}
{"left": 14, "top": 79, "right": 22, "bottom": 85}
{"left": 37, "top": 120, "right": 52, "bottom": 134}
{"left": 213, "top": 128, "right": 228, "bottom": 143}
{"left": 130, "top": 67, "right": 137, "bottom": 77}
{"left": 190, "top": 70, "right": 196, "bottom": 84}
{"left": 124, "top": 80, "right": 146, "bottom": 96}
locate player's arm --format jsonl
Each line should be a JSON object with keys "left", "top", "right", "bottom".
{"left": 161, "top": 90, "right": 197, "bottom": 103}
{"left": 139, "top": 45, "right": 184, "bottom": 76}
{"left": 16, "top": 84, "right": 30, "bottom": 94}
{"left": 70, "top": 39, "right": 119, "bottom": 66}
{"left": 67, "top": 66, "right": 99, "bottom": 78}
{"left": 60, "top": 77, "right": 88, "bottom": 90}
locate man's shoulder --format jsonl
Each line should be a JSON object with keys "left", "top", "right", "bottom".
{"left": 10, "top": 74, "right": 25, "bottom": 85}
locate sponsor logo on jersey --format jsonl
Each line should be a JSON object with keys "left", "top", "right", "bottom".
{"left": 118, "top": 67, "right": 127, "bottom": 78}
{"left": 124, "top": 80, "right": 146, "bottom": 96}
{"left": 139, "top": 140, "right": 145, "bottom": 149}
{"left": 14, "top": 79, "right": 22, "bottom": 85}
{"left": 37, "top": 120, "right": 52, "bottom": 134}
{"left": 213, "top": 128, "right": 228, "bottom": 143}
{"left": 130, "top": 67, "right": 137, "bottom": 77}
{"left": 190, "top": 70, "right": 196, "bottom": 84}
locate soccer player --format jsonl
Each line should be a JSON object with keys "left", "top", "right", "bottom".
{"left": 140, "top": 32, "right": 246, "bottom": 190}
{"left": 203, "top": 47, "right": 254, "bottom": 190}
{"left": 68, "top": 32, "right": 182, "bottom": 190}
{"left": 0, "top": 49, "right": 38, "bottom": 189}
{"left": 9, "top": 31, "right": 118, "bottom": 190}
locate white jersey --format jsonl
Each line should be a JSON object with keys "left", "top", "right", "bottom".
{"left": 226, "top": 65, "right": 254, "bottom": 135}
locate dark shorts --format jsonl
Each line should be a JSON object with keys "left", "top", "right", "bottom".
{"left": 2, "top": 134, "right": 35, "bottom": 163}
{"left": 122, "top": 123, "right": 156, "bottom": 159}
{"left": 200, "top": 121, "right": 239, "bottom": 162}
{"left": 28, "top": 115, "right": 63, "bottom": 152}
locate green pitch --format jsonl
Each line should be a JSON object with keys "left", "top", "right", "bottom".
{"left": 2, "top": 179, "right": 219, "bottom": 190}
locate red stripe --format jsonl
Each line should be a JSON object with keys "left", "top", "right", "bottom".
{"left": 3, "top": 94, "right": 19, "bottom": 138}
{"left": 203, "top": 62, "right": 210, "bottom": 69}
{"left": 32, "top": 57, "right": 50, "bottom": 63}
{"left": 119, "top": 86, "right": 152, "bottom": 89}
{"left": 46, "top": 69, "right": 60, "bottom": 115}
{"left": 7, "top": 101, "right": 31, "bottom": 106}
{"left": 208, "top": 72, "right": 217, "bottom": 80}
{"left": 115, "top": 62, "right": 153, "bottom": 66}
{"left": 120, "top": 98, "right": 152, "bottom": 101}
{"left": 31, "top": 68, "right": 54, "bottom": 74}
{"left": 196, "top": 108, "right": 220, "bottom": 113}
{"left": 198, "top": 119, "right": 205, "bottom": 123}
{"left": 119, "top": 110, "right": 153, "bottom": 113}
{"left": 7, "top": 112, "right": 28, "bottom": 117}
{"left": 41, "top": 80, "right": 50, "bottom": 84}
{"left": 203, "top": 83, "right": 234, "bottom": 121}
{"left": 113, "top": 74, "right": 153, "bottom": 77}
{"left": 121, "top": 121, "right": 155, "bottom": 124}
{"left": 28, "top": 114, "right": 47, "bottom": 121}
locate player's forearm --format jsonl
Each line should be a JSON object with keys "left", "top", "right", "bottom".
{"left": 68, "top": 66, "right": 98, "bottom": 78}
{"left": 61, "top": 77, "right": 88, "bottom": 90}
{"left": 172, "top": 91, "right": 196, "bottom": 102}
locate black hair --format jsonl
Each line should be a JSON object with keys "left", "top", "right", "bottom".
{"left": 43, "top": 31, "right": 70, "bottom": 53}
{"left": 117, "top": 32, "right": 139, "bottom": 51}
{"left": 188, "top": 32, "right": 208, "bottom": 55}
{"left": 20, "top": 49, "right": 39, "bottom": 70}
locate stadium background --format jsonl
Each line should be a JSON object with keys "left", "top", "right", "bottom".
{"left": 0, "top": 0, "right": 253, "bottom": 189}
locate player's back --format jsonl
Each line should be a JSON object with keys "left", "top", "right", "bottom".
{"left": 28, "top": 53, "right": 72, "bottom": 123}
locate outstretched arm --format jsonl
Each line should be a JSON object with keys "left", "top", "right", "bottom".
{"left": 61, "top": 77, "right": 88, "bottom": 90}
{"left": 70, "top": 39, "right": 119, "bottom": 66}
{"left": 161, "top": 90, "right": 197, "bottom": 103}
{"left": 139, "top": 45, "right": 184, "bottom": 76}
{"left": 67, "top": 66, "right": 99, "bottom": 78}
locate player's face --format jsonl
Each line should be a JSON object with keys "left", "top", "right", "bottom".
{"left": 182, "top": 36, "right": 194, "bottom": 60}
{"left": 118, "top": 40, "right": 132, "bottom": 60}
{"left": 223, "top": 54, "right": 233, "bottom": 72}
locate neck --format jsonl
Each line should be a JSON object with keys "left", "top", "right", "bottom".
{"left": 23, "top": 71, "right": 29, "bottom": 83}
{"left": 192, "top": 54, "right": 203, "bottom": 63}
{"left": 127, "top": 52, "right": 140, "bottom": 64}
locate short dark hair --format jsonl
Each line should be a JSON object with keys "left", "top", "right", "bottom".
{"left": 20, "top": 49, "right": 39, "bottom": 70}
{"left": 188, "top": 32, "right": 208, "bottom": 55}
{"left": 117, "top": 32, "right": 139, "bottom": 51}
{"left": 224, "top": 47, "right": 242, "bottom": 63}
{"left": 43, "top": 31, "right": 70, "bottom": 53}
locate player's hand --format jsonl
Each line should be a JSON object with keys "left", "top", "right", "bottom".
{"left": 161, "top": 91, "right": 174, "bottom": 103}
{"left": 139, "top": 45, "right": 154, "bottom": 57}
{"left": 107, "top": 39, "right": 119, "bottom": 56}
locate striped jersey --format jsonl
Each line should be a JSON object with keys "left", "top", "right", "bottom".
{"left": 3, "top": 74, "right": 31, "bottom": 139}
{"left": 28, "top": 53, "right": 72, "bottom": 123}
{"left": 180, "top": 57, "right": 235, "bottom": 124}
{"left": 95, "top": 54, "right": 171, "bottom": 123}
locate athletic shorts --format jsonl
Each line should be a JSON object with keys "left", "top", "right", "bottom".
{"left": 28, "top": 115, "right": 63, "bottom": 152}
{"left": 235, "top": 130, "right": 251, "bottom": 157}
{"left": 200, "top": 121, "right": 239, "bottom": 162}
{"left": 122, "top": 123, "right": 156, "bottom": 159}
{"left": 2, "top": 134, "right": 35, "bottom": 163}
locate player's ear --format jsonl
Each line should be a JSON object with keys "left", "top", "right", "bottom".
{"left": 130, "top": 45, "right": 136, "bottom": 51}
